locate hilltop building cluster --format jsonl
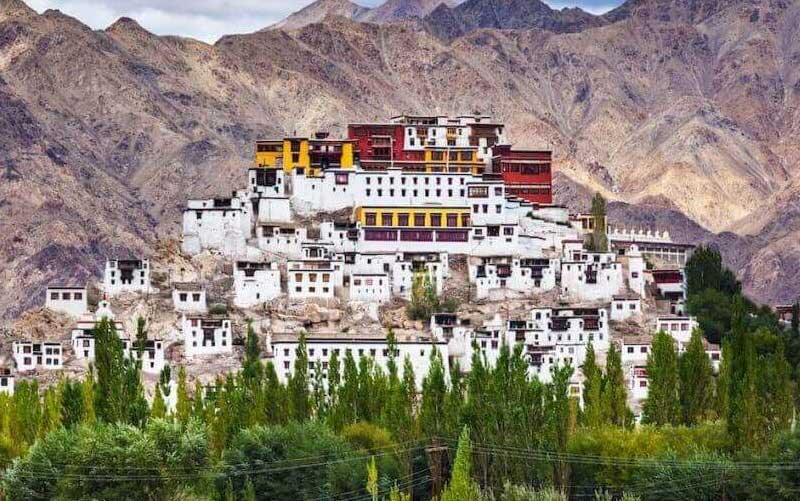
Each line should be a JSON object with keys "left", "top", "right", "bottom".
{"left": 1, "top": 114, "right": 717, "bottom": 418}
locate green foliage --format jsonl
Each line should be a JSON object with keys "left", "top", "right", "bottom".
{"left": 678, "top": 329, "right": 714, "bottom": 425}
{"left": 441, "top": 426, "right": 482, "bottom": 501}
{"left": 208, "top": 303, "right": 228, "bottom": 315}
{"left": 500, "top": 483, "right": 567, "bottom": 501}
{"left": 288, "top": 334, "right": 311, "bottom": 421}
{"left": 175, "top": 365, "right": 191, "bottom": 426}
{"left": 641, "top": 331, "right": 680, "bottom": 426}
{"left": 589, "top": 193, "right": 608, "bottom": 252}
{"left": 3, "top": 420, "right": 210, "bottom": 500}
{"left": 218, "top": 421, "right": 373, "bottom": 500}
{"left": 685, "top": 246, "right": 740, "bottom": 298}
{"left": 406, "top": 271, "right": 456, "bottom": 320}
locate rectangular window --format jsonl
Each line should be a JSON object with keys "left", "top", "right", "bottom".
{"left": 381, "top": 214, "right": 393, "bottom": 226}
{"left": 365, "top": 213, "right": 377, "bottom": 226}
{"left": 430, "top": 214, "right": 442, "bottom": 227}
{"left": 446, "top": 214, "right": 458, "bottom": 227}
{"left": 398, "top": 213, "right": 409, "bottom": 226}
{"left": 414, "top": 213, "right": 426, "bottom": 226}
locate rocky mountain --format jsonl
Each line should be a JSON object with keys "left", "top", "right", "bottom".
{"left": 269, "top": 0, "right": 454, "bottom": 31}
{"left": 268, "top": 0, "right": 370, "bottom": 31}
{"left": 423, "top": 0, "right": 605, "bottom": 40}
{"left": 0, "top": 0, "right": 799, "bottom": 320}
{"left": 359, "top": 0, "right": 453, "bottom": 23}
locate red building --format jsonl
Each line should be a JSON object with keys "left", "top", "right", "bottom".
{"left": 348, "top": 117, "right": 554, "bottom": 204}
{"left": 492, "top": 145, "right": 553, "bottom": 205}
{"left": 347, "top": 123, "right": 420, "bottom": 169}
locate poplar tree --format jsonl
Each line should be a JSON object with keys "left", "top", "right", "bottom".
{"left": 602, "top": 343, "right": 631, "bottom": 427}
{"left": 151, "top": 384, "right": 167, "bottom": 420}
{"left": 175, "top": 365, "right": 191, "bottom": 426}
{"left": 288, "top": 334, "right": 311, "bottom": 421}
{"left": 590, "top": 193, "right": 608, "bottom": 252}
{"left": 419, "top": 349, "right": 448, "bottom": 438}
{"left": 312, "top": 358, "right": 327, "bottom": 420}
{"left": 441, "top": 426, "right": 481, "bottom": 501}
{"left": 642, "top": 331, "right": 680, "bottom": 426}
{"left": 727, "top": 298, "right": 758, "bottom": 448}
{"left": 337, "top": 350, "right": 360, "bottom": 427}
{"left": 242, "top": 321, "right": 262, "bottom": 384}
{"left": 60, "top": 379, "right": 85, "bottom": 428}
{"left": 192, "top": 379, "right": 206, "bottom": 422}
{"left": 581, "top": 341, "right": 604, "bottom": 427}
{"left": 678, "top": 329, "right": 714, "bottom": 425}
{"left": 93, "top": 317, "right": 126, "bottom": 423}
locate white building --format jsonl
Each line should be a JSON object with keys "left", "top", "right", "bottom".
{"left": 610, "top": 295, "right": 642, "bottom": 322}
{"left": 287, "top": 260, "right": 339, "bottom": 299}
{"left": 104, "top": 259, "right": 152, "bottom": 296}
{"left": 122, "top": 338, "right": 166, "bottom": 375}
{"left": 560, "top": 246, "right": 623, "bottom": 302}
{"left": 45, "top": 286, "right": 88, "bottom": 317}
{"left": 181, "top": 193, "right": 251, "bottom": 256}
{"left": 233, "top": 261, "right": 281, "bottom": 308}
{"left": 256, "top": 223, "right": 307, "bottom": 257}
{"left": 430, "top": 313, "right": 472, "bottom": 341}
{"left": 656, "top": 316, "right": 698, "bottom": 344}
{"left": 182, "top": 315, "right": 233, "bottom": 357}
{"left": 468, "top": 255, "right": 557, "bottom": 300}
{"left": 622, "top": 334, "right": 721, "bottom": 403}
{"left": 12, "top": 341, "right": 63, "bottom": 372}
{"left": 626, "top": 245, "right": 647, "bottom": 298}
{"left": 172, "top": 284, "right": 208, "bottom": 313}
{"left": 0, "top": 368, "right": 14, "bottom": 396}
{"left": 390, "top": 252, "right": 448, "bottom": 298}
{"left": 71, "top": 318, "right": 126, "bottom": 361}
{"left": 349, "top": 273, "right": 391, "bottom": 303}
{"left": 270, "top": 335, "right": 448, "bottom": 390}
{"left": 291, "top": 167, "right": 508, "bottom": 216}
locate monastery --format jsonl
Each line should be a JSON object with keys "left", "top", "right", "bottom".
{"left": 4, "top": 114, "right": 720, "bottom": 419}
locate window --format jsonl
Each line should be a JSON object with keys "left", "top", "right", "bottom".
{"left": 50, "top": 292, "right": 58, "bottom": 300}
{"left": 381, "top": 214, "right": 392, "bottom": 226}
{"left": 461, "top": 214, "right": 470, "bottom": 227}
{"left": 414, "top": 213, "right": 426, "bottom": 226}
{"left": 365, "top": 213, "right": 377, "bottom": 226}
{"left": 446, "top": 214, "right": 458, "bottom": 227}
{"left": 398, "top": 213, "right": 409, "bottom": 226}
{"left": 294, "top": 273, "right": 302, "bottom": 282}
{"left": 430, "top": 214, "right": 441, "bottom": 226}
{"left": 627, "top": 347, "right": 634, "bottom": 353}
{"left": 322, "top": 274, "right": 330, "bottom": 283}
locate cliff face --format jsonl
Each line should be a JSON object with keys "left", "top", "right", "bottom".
{"left": 0, "top": 0, "right": 798, "bottom": 319}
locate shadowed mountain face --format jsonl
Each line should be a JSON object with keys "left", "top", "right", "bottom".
{"left": 0, "top": 0, "right": 798, "bottom": 319}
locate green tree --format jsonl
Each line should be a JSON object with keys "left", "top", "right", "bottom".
{"left": 642, "top": 331, "right": 680, "bottom": 426}
{"left": 582, "top": 341, "right": 604, "bottom": 427}
{"left": 175, "top": 365, "right": 191, "bottom": 426}
{"left": 603, "top": 343, "right": 631, "bottom": 427}
{"left": 589, "top": 193, "right": 608, "bottom": 252}
{"left": 242, "top": 321, "right": 262, "bottom": 384}
{"left": 727, "top": 298, "right": 758, "bottom": 449}
{"left": 134, "top": 316, "right": 148, "bottom": 354}
{"left": 419, "top": 348, "right": 448, "bottom": 438}
{"left": 60, "top": 378, "right": 85, "bottom": 428}
{"left": 151, "top": 384, "right": 167, "bottom": 420}
{"left": 366, "top": 455, "right": 379, "bottom": 501}
{"left": 679, "top": 329, "right": 714, "bottom": 425}
{"left": 441, "top": 426, "right": 481, "bottom": 501}
{"left": 288, "top": 334, "right": 311, "bottom": 421}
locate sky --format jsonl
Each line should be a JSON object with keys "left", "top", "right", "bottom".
{"left": 26, "top": 0, "right": 623, "bottom": 44}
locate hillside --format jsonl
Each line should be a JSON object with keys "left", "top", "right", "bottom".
{"left": 0, "top": 0, "right": 799, "bottom": 319}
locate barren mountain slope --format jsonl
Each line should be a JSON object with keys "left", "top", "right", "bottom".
{"left": 1, "top": 0, "right": 799, "bottom": 320}
{"left": 268, "top": 0, "right": 371, "bottom": 31}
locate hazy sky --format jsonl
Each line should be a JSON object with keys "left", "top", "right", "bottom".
{"left": 27, "top": 0, "right": 623, "bottom": 43}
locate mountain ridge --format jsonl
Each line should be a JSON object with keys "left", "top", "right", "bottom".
{"left": 0, "top": 0, "right": 798, "bottom": 320}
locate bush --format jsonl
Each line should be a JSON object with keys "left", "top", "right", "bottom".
{"left": 208, "top": 303, "right": 228, "bottom": 315}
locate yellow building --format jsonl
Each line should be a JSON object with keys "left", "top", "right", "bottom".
{"left": 422, "top": 147, "right": 483, "bottom": 174}
{"left": 354, "top": 206, "right": 471, "bottom": 228}
{"left": 255, "top": 133, "right": 355, "bottom": 176}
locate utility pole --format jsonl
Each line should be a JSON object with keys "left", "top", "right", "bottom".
{"left": 426, "top": 437, "right": 448, "bottom": 498}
